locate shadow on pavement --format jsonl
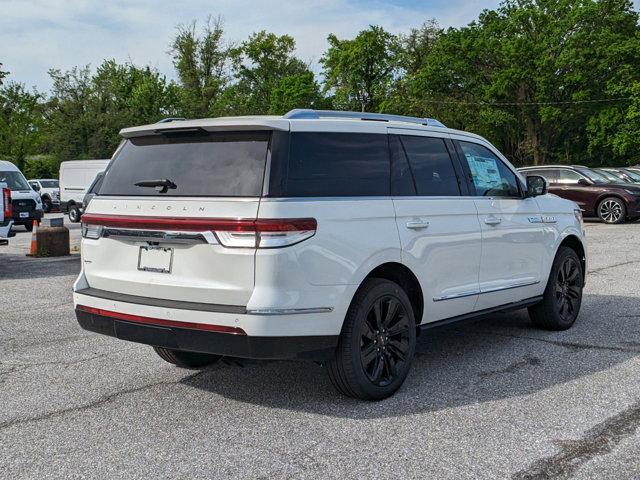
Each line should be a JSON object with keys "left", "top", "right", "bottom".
{"left": 0, "top": 254, "right": 80, "bottom": 280}
{"left": 182, "top": 293, "right": 640, "bottom": 419}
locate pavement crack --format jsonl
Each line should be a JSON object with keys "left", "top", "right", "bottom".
{"left": 588, "top": 259, "right": 640, "bottom": 275}
{"left": 0, "top": 370, "right": 207, "bottom": 430}
{"left": 478, "top": 330, "right": 640, "bottom": 354}
{"left": 512, "top": 400, "right": 640, "bottom": 479}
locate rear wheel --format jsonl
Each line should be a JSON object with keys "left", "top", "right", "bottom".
{"left": 24, "top": 222, "right": 33, "bottom": 232}
{"left": 528, "top": 247, "right": 583, "bottom": 330}
{"left": 42, "top": 198, "right": 52, "bottom": 213}
{"left": 68, "top": 205, "right": 81, "bottom": 223}
{"left": 327, "top": 278, "right": 416, "bottom": 400}
{"left": 153, "top": 347, "right": 221, "bottom": 369}
{"left": 597, "top": 197, "right": 626, "bottom": 224}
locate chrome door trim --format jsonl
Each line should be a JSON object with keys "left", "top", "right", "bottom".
{"left": 433, "top": 279, "right": 540, "bottom": 302}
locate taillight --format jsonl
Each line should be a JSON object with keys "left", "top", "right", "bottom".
{"left": 215, "top": 218, "right": 317, "bottom": 248}
{"left": 2, "top": 187, "right": 11, "bottom": 218}
{"left": 80, "top": 214, "right": 317, "bottom": 248}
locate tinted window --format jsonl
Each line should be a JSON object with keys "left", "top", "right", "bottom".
{"left": 459, "top": 142, "right": 519, "bottom": 197}
{"left": 558, "top": 169, "right": 583, "bottom": 184}
{"left": 99, "top": 131, "right": 269, "bottom": 197}
{"left": 285, "top": 132, "right": 389, "bottom": 196}
{"left": 399, "top": 136, "right": 460, "bottom": 196}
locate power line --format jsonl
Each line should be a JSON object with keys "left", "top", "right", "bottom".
{"left": 420, "top": 97, "right": 633, "bottom": 106}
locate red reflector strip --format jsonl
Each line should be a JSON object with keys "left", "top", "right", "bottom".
{"left": 77, "top": 305, "right": 247, "bottom": 335}
{"left": 80, "top": 214, "right": 316, "bottom": 232}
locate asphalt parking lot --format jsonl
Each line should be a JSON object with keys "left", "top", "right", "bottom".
{"left": 1, "top": 218, "right": 639, "bottom": 479}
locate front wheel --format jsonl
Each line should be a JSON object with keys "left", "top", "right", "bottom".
{"left": 597, "top": 197, "right": 626, "bottom": 224}
{"left": 153, "top": 347, "right": 221, "bottom": 369}
{"left": 327, "top": 278, "right": 416, "bottom": 400}
{"left": 528, "top": 246, "right": 583, "bottom": 330}
{"left": 42, "top": 198, "right": 52, "bottom": 213}
{"left": 68, "top": 205, "right": 81, "bottom": 223}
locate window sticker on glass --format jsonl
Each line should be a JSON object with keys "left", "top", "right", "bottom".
{"left": 465, "top": 154, "right": 502, "bottom": 191}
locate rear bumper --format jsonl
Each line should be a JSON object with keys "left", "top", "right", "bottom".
{"left": 0, "top": 219, "right": 12, "bottom": 239}
{"left": 75, "top": 307, "right": 338, "bottom": 361}
{"left": 12, "top": 210, "right": 43, "bottom": 224}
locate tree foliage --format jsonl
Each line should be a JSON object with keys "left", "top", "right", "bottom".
{"left": 4, "top": 1, "right": 640, "bottom": 177}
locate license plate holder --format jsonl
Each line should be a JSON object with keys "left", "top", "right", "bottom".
{"left": 19, "top": 212, "right": 29, "bottom": 218}
{"left": 138, "top": 246, "right": 173, "bottom": 274}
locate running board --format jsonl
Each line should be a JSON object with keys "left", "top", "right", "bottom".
{"left": 419, "top": 296, "right": 543, "bottom": 333}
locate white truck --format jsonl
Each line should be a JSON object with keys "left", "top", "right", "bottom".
{"left": 59, "top": 160, "right": 110, "bottom": 222}
{"left": 0, "top": 182, "right": 14, "bottom": 244}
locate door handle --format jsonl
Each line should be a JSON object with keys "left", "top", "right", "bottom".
{"left": 405, "top": 220, "right": 429, "bottom": 230}
{"left": 484, "top": 216, "right": 502, "bottom": 226}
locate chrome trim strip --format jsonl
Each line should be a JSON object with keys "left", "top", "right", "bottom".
{"left": 433, "top": 280, "right": 540, "bottom": 302}
{"left": 246, "top": 307, "right": 334, "bottom": 315}
{"left": 433, "top": 290, "right": 479, "bottom": 302}
{"left": 101, "top": 227, "right": 218, "bottom": 245}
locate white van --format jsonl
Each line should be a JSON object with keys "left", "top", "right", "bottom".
{"left": 59, "top": 160, "right": 110, "bottom": 222}
{"left": 0, "top": 160, "right": 43, "bottom": 231}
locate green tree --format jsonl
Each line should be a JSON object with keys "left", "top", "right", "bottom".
{"left": 225, "top": 31, "right": 313, "bottom": 115}
{"left": 170, "top": 16, "right": 231, "bottom": 117}
{"left": 0, "top": 63, "right": 7, "bottom": 86}
{"left": 0, "top": 81, "right": 44, "bottom": 169}
{"left": 321, "top": 26, "right": 400, "bottom": 112}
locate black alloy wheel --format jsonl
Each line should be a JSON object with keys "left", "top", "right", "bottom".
{"left": 359, "top": 295, "right": 412, "bottom": 387}
{"left": 327, "top": 278, "right": 416, "bottom": 400}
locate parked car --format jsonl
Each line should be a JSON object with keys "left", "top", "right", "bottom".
{"left": 59, "top": 160, "right": 110, "bottom": 222}
{"left": 28, "top": 178, "right": 60, "bottom": 212}
{"left": 74, "top": 110, "right": 587, "bottom": 400}
{"left": 0, "top": 182, "right": 14, "bottom": 243}
{"left": 0, "top": 160, "right": 43, "bottom": 231}
{"left": 601, "top": 168, "right": 640, "bottom": 184}
{"left": 519, "top": 165, "right": 640, "bottom": 224}
{"left": 595, "top": 168, "right": 626, "bottom": 183}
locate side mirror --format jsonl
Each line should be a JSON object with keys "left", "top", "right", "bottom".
{"left": 577, "top": 178, "right": 590, "bottom": 186}
{"left": 525, "top": 175, "right": 548, "bottom": 197}
{"left": 32, "top": 184, "right": 40, "bottom": 192}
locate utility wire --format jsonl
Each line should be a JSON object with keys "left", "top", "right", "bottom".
{"left": 420, "top": 97, "right": 633, "bottom": 106}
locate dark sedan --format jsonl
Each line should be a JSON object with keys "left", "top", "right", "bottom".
{"left": 519, "top": 165, "right": 640, "bottom": 224}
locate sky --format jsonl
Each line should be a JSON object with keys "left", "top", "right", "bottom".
{"left": 0, "top": 0, "right": 501, "bottom": 93}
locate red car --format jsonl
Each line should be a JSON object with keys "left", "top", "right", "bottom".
{"left": 519, "top": 165, "right": 640, "bottom": 224}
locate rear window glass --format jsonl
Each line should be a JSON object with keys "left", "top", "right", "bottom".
{"left": 284, "top": 132, "right": 390, "bottom": 196}
{"left": 399, "top": 135, "right": 460, "bottom": 196}
{"left": 99, "top": 131, "right": 270, "bottom": 197}
{"left": 40, "top": 180, "right": 59, "bottom": 188}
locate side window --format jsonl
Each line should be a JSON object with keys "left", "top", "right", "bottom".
{"left": 399, "top": 135, "right": 460, "bottom": 196}
{"left": 285, "top": 132, "right": 390, "bottom": 197}
{"left": 459, "top": 141, "right": 520, "bottom": 197}
{"left": 525, "top": 169, "right": 557, "bottom": 184}
{"left": 558, "top": 169, "right": 582, "bottom": 184}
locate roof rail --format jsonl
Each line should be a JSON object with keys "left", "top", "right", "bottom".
{"left": 283, "top": 109, "right": 446, "bottom": 128}
{"left": 157, "top": 117, "right": 186, "bottom": 124}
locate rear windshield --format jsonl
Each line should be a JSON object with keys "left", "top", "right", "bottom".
{"left": 40, "top": 180, "right": 59, "bottom": 188}
{"left": 99, "top": 131, "right": 270, "bottom": 197}
{"left": 0, "top": 171, "right": 31, "bottom": 191}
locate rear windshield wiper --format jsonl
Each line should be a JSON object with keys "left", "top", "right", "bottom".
{"left": 134, "top": 179, "right": 177, "bottom": 194}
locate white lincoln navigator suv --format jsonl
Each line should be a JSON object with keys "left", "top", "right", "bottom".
{"left": 74, "top": 109, "right": 587, "bottom": 400}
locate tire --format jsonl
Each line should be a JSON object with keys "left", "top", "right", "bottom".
{"left": 24, "top": 222, "right": 33, "bottom": 232}
{"left": 42, "top": 198, "right": 52, "bottom": 213}
{"left": 153, "top": 346, "right": 221, "bottom": 369}
{"left": 68, "top": 205, "right": 81, "bottom": 223}
{"left": 597, "top": 196, "right": 626, "bottom": 224}
{"left": 528, "top": 246, "right": 584, "bottom": 331}
{"left": 327, "top": 278, "right": 417, "bottom": 401}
